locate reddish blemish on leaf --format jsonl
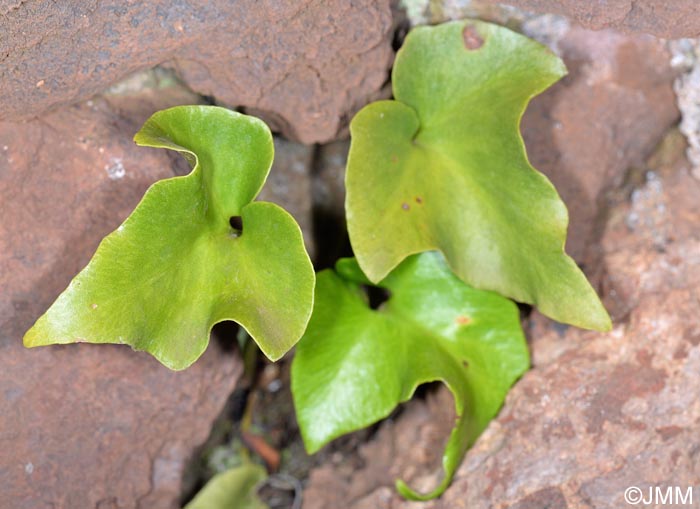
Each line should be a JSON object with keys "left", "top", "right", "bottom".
{"left": 391, "top": 155, "right": 398, "bottom": 163}
{"left": 401, "top": 202, "right": 410, "bottom": 211}
{"left": 462, "top": 25, "right": 483, "bottom": 50}
{"left": 456, "top": 315, "right": 471, "bottom": 325}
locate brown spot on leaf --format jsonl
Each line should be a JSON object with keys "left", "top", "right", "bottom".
{"left": 462, "top": 25, "right": 484, "bottom": 50}
{"left": 401, "top": 202, "right": 410, "bottom": 211}
{"left": 391, "top": 155, "right": 398, "bottom": 163}
{"left": 415, "top": 196, "right": 423, "bottom": 204}
{"left": 456, "top": 315, "right": 471, "bottom": 325}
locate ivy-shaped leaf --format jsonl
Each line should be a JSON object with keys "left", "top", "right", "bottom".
{"left": 291, "top": 252, "right": 529, "bottom": 500}
{"left": 346, "top": 20, "right": 611, "bottom": 331}
{"left": 24, "top": 106, "right": 315, "bottom": 369}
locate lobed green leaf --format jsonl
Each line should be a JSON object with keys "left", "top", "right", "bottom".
{"left": 24, "top": 106, "right": 315, "bottom": 369}
{"left": 346, "top": 20, "right": 611, "bottom": 331}
{"left": 291, "top": 252, "right": 529, "bottom": 500}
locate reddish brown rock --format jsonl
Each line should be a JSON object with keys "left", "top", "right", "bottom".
{"left": 0, "top": 87, "right": 242, "bottom": 508}
{"left": 301, "top": 133, "right": 700, "bottom": 509}
{"left": 521, "top": 21, "right": 678, "bottom": 263}
{"left": 490, "top": 0, "right": 700, "bottom": 38}
{"left": 0, "top": 0, "right": 393, "bottom": 143}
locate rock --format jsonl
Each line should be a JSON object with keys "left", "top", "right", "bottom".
{"left": 301, "top": 131, "right": 700, "bottom": 508}
{"left": 669, "top": 39, "right": 700, "bottom": 179}
{"left": 259, "top": 138, "right": 315, "bottom": 257}
{"left": 312, "top": 140, "right": 349, "bottom": 220}
{"left": 0, "top": 0, "right": 394, "bottom": 144}
{"left": 520, "top": 20, "right": 678, "bottom": 264}
{"left": 0, "top": 86, "right": 242, "bottom": 508}
{"left": 489, "top": 0, "right": 700, "bottom": 38}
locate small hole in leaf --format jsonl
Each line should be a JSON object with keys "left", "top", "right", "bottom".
{"left": 362, "top": 285, "right": 391, "bottom": 310}
{"left": 229, "top": 216, "right": 243, "bottom": 237}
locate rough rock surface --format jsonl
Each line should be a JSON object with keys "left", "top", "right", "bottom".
{"left": 0, "top": 84, "right": 243, "bottom": 508}
{"left": 0, "top": 0, "right": 393, "bottom": 143}
{"left": 260, "top": 138, "right": 315, "bottom": 256}
{"left": 670, "top": 38, "right": 700, "bottom": 178}
{"left": 301, "top": 130, "right": 700, "bottom": 508}
{"left": 520, "top": 20, "right": 679, "bottom": 263}
{"left": 491, "top": 0, "right": 700, "bottom": 38}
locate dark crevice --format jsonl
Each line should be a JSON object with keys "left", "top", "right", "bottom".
{"left": 517, "top": 302, "right": 533, "bottom": 322}
{"left": 309, "top": 143, "right": 353, "bottom": 270}
{"left": 210, "top": 320, "right": 242, "bottom": 354}
{"left": 413, "top": 381, "right": 443, "bottom": 400}
{"left": 363, "top": 285, "right": 391, "bottom": 310}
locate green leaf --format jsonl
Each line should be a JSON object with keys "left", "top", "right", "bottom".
{"left": 184, "top": 464, "right": 269, "bottom": 509}
{"left": 291, "top": 252, "right": 529, "bottom": 500}
{"left": 346, "top": 20, "right": 611, "bottom": 331}
{"left": 24, "top": 106, "right": 315, "bottom": 369}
